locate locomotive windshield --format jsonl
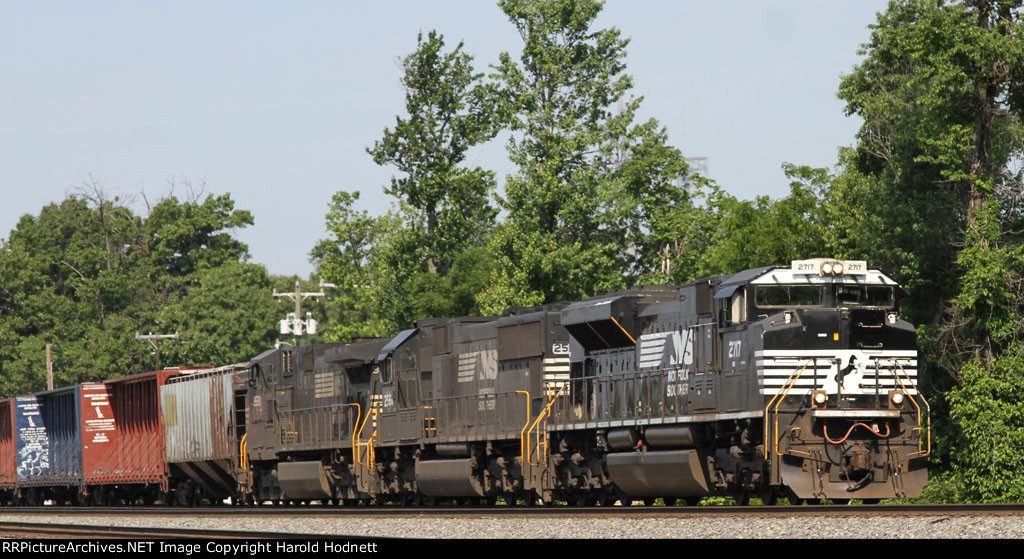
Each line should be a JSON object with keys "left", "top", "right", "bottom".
{"left": 755, "top": 283, "right": 896, "bottom": 309}
{"left": 835, "top": 284, "right": 895, "bottom": 308}
{"left": 755, "top": 285, "right": 824, "bottom": 307}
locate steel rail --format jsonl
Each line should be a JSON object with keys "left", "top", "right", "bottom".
{"left": 0, "top": 520, "right": 327, "bottom": 539}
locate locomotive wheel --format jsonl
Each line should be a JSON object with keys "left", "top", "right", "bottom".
{"left": 685, "top": 497, "right": 702, "bottom": 506}
{"left": 861, "top": 499, "right": 881, "bottom": 505}
{"left": 642, "top": 498, "right": 656, "bottom": 507}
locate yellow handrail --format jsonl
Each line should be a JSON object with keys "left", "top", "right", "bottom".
{"left": 343, "top": 403, "right": 361, "bottom": 466}
{"left": 893, "top": 360, "right": 930, "bottom": 457}
{"left": 526, "top": 384, "right": 566, "bottom": 465}
{"left": 516, "top": 390, "right": 531, "bottom": 467}
{"left": 355, "top": 403, "right": 376, "bottom": 466}
{"left": 762, "top": 359, "right": 814, "bottom": 459}
{"left": 239, "top": 433, "right": 248, "bottom": 471}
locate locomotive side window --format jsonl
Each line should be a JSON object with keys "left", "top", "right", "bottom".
{"left": 835, "top": 285, "right": 895, "bottom": 308}
{"left": 755, "top": 285, "right": 823, "bottom": 308}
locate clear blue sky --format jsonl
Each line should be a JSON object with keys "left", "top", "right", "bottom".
{"left": 0, "top": 1, "right": 888, "bottom": 277}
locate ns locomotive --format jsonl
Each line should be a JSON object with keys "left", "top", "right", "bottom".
{"left": 1, "top": 259, "right": 929, "bottom": 505}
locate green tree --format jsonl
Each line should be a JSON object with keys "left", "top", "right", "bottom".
{"left": 156, "top": 261, "right": 278, "bottom": 367}
{"left": 838, "top": 0, "right": 1024, "bottom": 336}
{"left": 0, "top": 189, "right": 265, "bottom": 395}
{"left": 479, "top": 0, "right": 689, "bottom": 312}
{"left": 366, "top": 30, "right": 500, "bottom": 276}
{"left": 835, "top": 0, "right": 1024, "bottom": 501}
{"left": 318, "top": 32, "right": 504, "bottom": 334}
{"left": 311, "top": 191, "right": 396, "bottom": 341}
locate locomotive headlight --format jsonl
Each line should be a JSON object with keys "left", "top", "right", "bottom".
{"left": 833, "top": 262, "right": 844, "bottom": 275}
{"left": 889, "top": 390, "right": 905, "bottom": 408}
{"left": 812, "top": 390, "right": 827, "bottom": 408}
{"left": 821, "top": 262, "right": 834, "bottom": 275}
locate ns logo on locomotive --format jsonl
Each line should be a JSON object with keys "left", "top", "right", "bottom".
{"left": 0, "top": 258, "right": 928, "bottom": 506}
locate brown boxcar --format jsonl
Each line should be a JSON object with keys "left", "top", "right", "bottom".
{"left": 84, "top": 370, "right": 179, "bottom": 503}
{"left": 80, "top": 383, "right": 116, "bottom": 490}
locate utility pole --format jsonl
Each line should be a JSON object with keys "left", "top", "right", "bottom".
{"left": 45, "top": 344, "right": 53, "bottom": 390}
{"left": 273, "top": 280, "right": 334, "bottom": 346}
{"left": 135, "top": 331, "right": 179, "bottom": 370}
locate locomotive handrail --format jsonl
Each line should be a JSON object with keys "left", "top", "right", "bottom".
{"left": 239, "top": 433, "right": 248, "bottom": 471}
{"left": 344, "top": 403, "right": 361, "bottom": 468}
{"left": 516, "top": 390, "right": 531, "bottom": 469}
{"left": 354, "top": 403, "right": 376, "bottom": 467}
{"left": 892, "top": 359, "right": 930, "bottom": 457}
{"left": 547, "top": 367, "right": 692, "bottom": 428}
{"left": 763, "top": 359, "right": 815, "bottom": 459}
{"left": 525, "top": 383, "right": 566, "bottom": 465}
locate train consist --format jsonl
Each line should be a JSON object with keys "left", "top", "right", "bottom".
{"left": 0, "top": 259, "right": 929, "bottom": 506}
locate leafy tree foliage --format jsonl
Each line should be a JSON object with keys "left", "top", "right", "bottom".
{"left": 317, "top": 32, "right": 504, "bottom": 335}
{"left": 367, "top": 30, "right": 499, "bottom": 276}
{"left": 0, "top": 190, "right": 273, "bottom": 395}
{"left": 478, "top": 0, "right": 689, "bottom": 312}
{"left": 838, "top": 0, "right": 1024, "bottom": 335}
{"left": 829, "top": 0, "right": 1024, "bottom": 501}
{"left": 311, "top": 191, "right": 396, "bottom": 340}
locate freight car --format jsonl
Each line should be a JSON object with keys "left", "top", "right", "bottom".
{"left": 0, "top": 258, "right": 929, "bottom": 505}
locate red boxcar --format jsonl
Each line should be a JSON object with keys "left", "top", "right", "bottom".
{"left": 82, "top": 370, "right": 179, "bottom": 504}
{"left": 0, "top": 398, "right": 14, "bottom": 501}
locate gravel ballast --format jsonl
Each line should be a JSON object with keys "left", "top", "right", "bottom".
{"left": 0, "top": 513, "right": 1019, "bottom": 539}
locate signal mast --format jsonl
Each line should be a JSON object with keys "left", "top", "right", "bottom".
{"left": 273, "top": 280, "right": 335, "bottom": 347}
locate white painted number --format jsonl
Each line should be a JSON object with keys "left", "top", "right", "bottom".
{"left": 728, "top": 340, "right": 742, "bottom": 359}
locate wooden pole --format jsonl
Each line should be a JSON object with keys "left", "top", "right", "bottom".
{"left": 46, "top": 344, "right": 53, "bottom": 390}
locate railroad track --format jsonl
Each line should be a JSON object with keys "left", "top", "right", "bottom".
{"left": 2, "top": 503, "right": 1022, "bottom": 517}
{"left": 0, "top": 520, "right": 322, "bottom": 539}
